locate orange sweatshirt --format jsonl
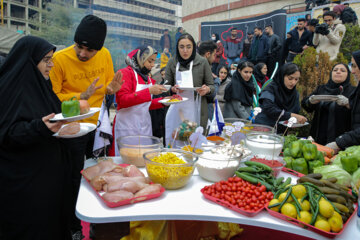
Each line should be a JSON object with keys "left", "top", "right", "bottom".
{"left": 50, "top": 45, "right": 115, "bottom": 124}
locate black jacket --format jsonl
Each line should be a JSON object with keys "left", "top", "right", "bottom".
{"left": 288, "top": 27, "right": 313, "bottom": 54}
{"left": 268, "top": 34, "right": 282, "bottom": 59}
{"left": 302, "top": 85, "right": 355, "bottom": 145}
{"left": 336, "top": 86, "right": 360, "bottom": 149}
{"left": 249, "top": 34, "right": 269, "bottom": 63}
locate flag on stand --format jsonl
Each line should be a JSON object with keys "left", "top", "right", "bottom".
{"left": 93, "top": 100, "right": 112, "bottom": 156}
{"left": 208, "top": 99, "right": 225, "bottom": 136}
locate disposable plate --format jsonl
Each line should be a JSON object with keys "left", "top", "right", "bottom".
{"left": 53, "top": 123, "right": 96, "bottom": 138}
{"left": 50, "top": 107, "right": 101, "bottom": 122}
{"left": 159, "top": 97, "right": 189, "bottom": 106}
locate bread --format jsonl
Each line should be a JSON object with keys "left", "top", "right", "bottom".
{"left": 58, "top": 122, "right": 81, "bottom": 136}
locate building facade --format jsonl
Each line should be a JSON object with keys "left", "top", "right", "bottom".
{"left": 81, "top": 0, "right": 182, "bottom": 48}
{"left": 182, "top": 0, "right": 306, "bottom": 41}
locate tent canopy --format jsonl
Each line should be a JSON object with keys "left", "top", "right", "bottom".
{"left": 0, "top": 27, "right": 24, "bottom": 54}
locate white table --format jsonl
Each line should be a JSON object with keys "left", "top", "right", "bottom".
{"left": 76, "top": 157, "right": 360, "bottom": 240}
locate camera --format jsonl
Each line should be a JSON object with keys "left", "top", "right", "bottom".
{"left": 315, "top": 23, "right": 330, "bottom": 35}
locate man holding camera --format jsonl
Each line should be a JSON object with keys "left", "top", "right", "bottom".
{"left": 313, "top": 11, "right": 346, "bottom": 61}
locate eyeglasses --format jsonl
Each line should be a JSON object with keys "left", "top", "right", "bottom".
{"left": 324, "top": 19, "right": 333, "bottom": 22}
{"left": 42, "top": 56, "right": 53, "bottom": 64}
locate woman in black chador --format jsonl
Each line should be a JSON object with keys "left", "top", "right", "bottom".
{"left": 0, "top": 36, "right": 71, "bottom": 239}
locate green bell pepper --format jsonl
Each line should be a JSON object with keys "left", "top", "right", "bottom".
{"left": 308, "top": 160, "right": 323, "bottom": 173}
{"left": 290, "top": 141, "right": 303, "bottom": 158}
{"left": 284, "top": 157, "right": 293, "bottom": 169}
{"left": 292, "top": 158, "right": 308, "bottom": 175}
{"left": 302, "top": 143, "right": 318, "bottom": 161}
{"left": 61, "top": 96, "right": 80, "bottom": 118}
{"left": 283, "top": 148, "right": 292, "bottom": 157}
{"left": 340, "top": 154, "right": 358, "bottom": 174}
{"left": 316, "top": 151, "right": 325, "bottom": 164}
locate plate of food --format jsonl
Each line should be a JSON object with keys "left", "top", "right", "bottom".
{"left": 279, "top": 121, "right": 309, "bottom": 128}
{"left": 178, "top": 87, "right": 200, "bottom": 91}
{"left": 53, "top": 122, "right": 97, "bottom": 138}
{"left": 50, "top": 107, "right": 101, "bottom": 122}
{"left": 310, "top": 95, "right": 339, "bottom": 102}
{"left": 159, "top": 95, "right": 188, "bottom": 106}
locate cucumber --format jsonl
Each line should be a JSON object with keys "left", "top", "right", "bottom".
{"left": 235, "top": 171, "right": 259, "bottom": 184}
{"left": 244, "top": 161, "right": 273, "bottom": 172}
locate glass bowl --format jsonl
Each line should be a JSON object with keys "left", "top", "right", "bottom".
{"left": 245, "top": 133, "right": 284, "bottom": 157}
{"left": 196, "top": 151, "right": 242, "bottom": 182}
{"left": 242, "top": 124, "right": 274, "bottom": 135}
{"left": 117, "top": 135, "right": 162, "bottom": 167}
{"left": 143, "top": 149, "right": 197, "bottom": 190}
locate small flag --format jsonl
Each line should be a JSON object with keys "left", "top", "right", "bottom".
{"left": 208, "top": 99, "right": 225, "bottom": 136}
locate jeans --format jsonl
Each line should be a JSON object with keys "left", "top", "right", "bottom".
{"left": 227, "top": 57, "right": 240, "bottom": 67}
{"left": 286, "top": 52, "right": 298, "bottom": 63}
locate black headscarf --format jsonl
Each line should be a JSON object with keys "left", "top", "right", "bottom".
{"left": 176, "top": 33, "right": 197, "bottom": 68}
{"left": 0, "top": 36, "right": 59, "bottom": 145}
{"left": 323, "top": 63, "right": 352, "bottom": 95}
{"left": 254, "top": 63, "right": 267, "bottom": 85}
{"left": 262, "top": 63, "right": 299, "bottom": 111}
{"left": 230, "top": 66, "right": 255, "bottom": 107}
{"left": 352, "top": 50, "right": 360, "bottom": 70}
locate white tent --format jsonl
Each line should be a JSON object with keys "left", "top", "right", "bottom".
{"left": 0, "top": 27, "right": 24, "bottom": 54}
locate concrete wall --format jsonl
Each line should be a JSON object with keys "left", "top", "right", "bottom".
{"left": 182, "top": 0, "right": 304, "bottom": 41}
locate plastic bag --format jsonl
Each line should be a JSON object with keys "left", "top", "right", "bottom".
{"left": 313, "top": 165, "right": 352, "bottom": 186}
{"left": 352, "top": 168, "right": 360, "bottom": 194}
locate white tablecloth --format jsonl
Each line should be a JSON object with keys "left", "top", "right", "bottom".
{"left": 76, "top": 157, "right": 360, "bottom": 240}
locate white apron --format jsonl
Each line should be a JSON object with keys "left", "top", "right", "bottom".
{"left": 165, "top": 61, "right": 201, "bottom": 146}
{"left": 113, "top": 69, "right": 153, "bottom": 156}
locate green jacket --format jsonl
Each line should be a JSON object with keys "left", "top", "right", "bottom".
{"left": 165, "top": 54, "right": 215, "bottom": 128}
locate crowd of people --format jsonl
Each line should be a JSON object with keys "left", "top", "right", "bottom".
{"left": 1, "top": 2, "right": 360, "bottom": 239}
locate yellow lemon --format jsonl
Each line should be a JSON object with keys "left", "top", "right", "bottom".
{"left": 328, "top": 216, "right": 343, "bottom": 233}
{"left": 281, "top": 203, "right": 297, "bottom": 218}
{"left": 278, "top": 192, "right": 293, "bottom": 203}
{"left": 268, "top": 199, "right": 280, "bottom": 212}
{"left": 297, "top": 211, "right": 312, "bottom": 224}
{"left": 316, "top": 215, "right": 327, "bottom": 222}
{"left": 292, "top": 185, "right": 307, "bottom": 199}
{"left": 298, "top": 199, "right": 310, "bottom": 211}
{"left": 314, "top": 219, "right": 331, "bottom": 232}
{"left": 319, "top": 200, "right": 334, "bottom": 218}
{"left": 332, "top": 211, "right": 343, "bottom": 221}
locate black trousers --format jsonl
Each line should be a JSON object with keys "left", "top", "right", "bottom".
{"left": 66, "top": 131, "right": 96, "bottom": 233}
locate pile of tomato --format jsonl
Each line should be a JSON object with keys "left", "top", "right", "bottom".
{"left": 202, "top": 176, "right": 274, "bottom": 212}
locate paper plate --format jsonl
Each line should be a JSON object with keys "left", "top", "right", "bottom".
{"left": 279, "top": 121, "right": 309, "bottom": 128}
{"left": 53, "top": 123, "right": 97, "bottom": 138}
{"left": 159, "top": 97, "right": 189, "bottom": 106}
{"left": 50, "top": 108, "right": 100, "bottom": 122}
{"left": 311, "top": 95, "right": 339, "bottom": 102}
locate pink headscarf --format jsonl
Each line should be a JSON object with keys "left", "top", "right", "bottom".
{"left": 333, "top": 4, "right": 346, "bottom": 14}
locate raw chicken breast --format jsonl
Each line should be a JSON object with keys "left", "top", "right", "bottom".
{"left": 82, "top": 159, "right": 123, "bottom": 180}
{"left": 123, "top": 165, "right": 145, "bottom": 177}
{"left": 134, "top": 184, "right": 162, "bottom": 197}
{"left": 102, "top": 190, "right": 134, "bottom": 202}
{"left": 104, "top": 178, "right": 149, "bottom": 193}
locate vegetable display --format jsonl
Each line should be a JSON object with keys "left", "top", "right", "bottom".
{"left": 268, "top": 172, "right": 357, "bottom": 233}
{"left": 235, "top": 161, "right": 291, "bottom": 193}
{"left": 202, "top": 176, "right": 273, "bottom": 212}
{"left": 61, "top": 96, "right": 80, "bottom": 118}
{"left": 283, "top": 140, "right": 325, "bottom": 174}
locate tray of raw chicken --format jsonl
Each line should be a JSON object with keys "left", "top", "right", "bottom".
{"left": 81, "top": 159, "right": 165, "bottom": 208}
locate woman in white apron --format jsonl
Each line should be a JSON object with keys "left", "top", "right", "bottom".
{"left": 164, "top": 33, "right": 215, "bottom": 146}
{"left": 109, "top": 46, "right": 166, "bottom": 156}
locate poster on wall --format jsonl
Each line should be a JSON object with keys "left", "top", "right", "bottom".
{"left": 286, "top": 11, "right": 311, "bottom": 33}
{"left": 200, "top": 9, "right": 287, "bottom": 44}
